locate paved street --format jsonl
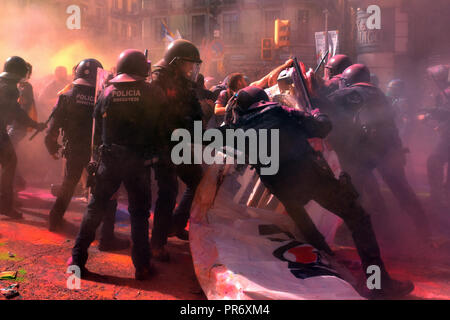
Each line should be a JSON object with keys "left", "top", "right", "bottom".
{"left": 0, "top": 188, "right": 205, "bottom": 300}
{"left": 0, "top": 187, "right": 449, "bottom": 300}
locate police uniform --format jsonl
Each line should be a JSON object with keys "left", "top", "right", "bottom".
{"left": 71, "top": 50, "right": 163, "bottom": 279}
{"left": 151, "top": 63, "right": 204, "bottom": 249}
{"left": 227, "top": 86, "right": 414, "bottom": 298}
{"left": 45, "top": 84, "right": 96, "bottom": 225}
{"left": 426, "top": 86, "right": 450, "bottom": 208}
{"left": 326, "top": 82, "right": 430, "bottom": 239}
{"left": 0, "top": 57, "right": 44, "bottom": 217}
{"left": 8, "top": 80, "right": 37, "bottom": 190}
{"left": 149, "top": 40, "right": 205, "bottom": 255}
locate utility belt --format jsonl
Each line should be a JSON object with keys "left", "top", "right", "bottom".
{"left": 100, "top": 144, "right": 158, "bottom": 166}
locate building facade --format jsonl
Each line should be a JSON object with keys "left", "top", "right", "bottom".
{"left": 141, "top": 0, "right": 350, "bottom": 80}
{"left": 350, "top": 0, "right": 450, "bottom": 90}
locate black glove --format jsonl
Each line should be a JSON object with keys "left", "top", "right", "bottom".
{"left": 44, "top": 135, "right": 61, "bottom": 157}
{"left": 86, "top": 161, "right": 98, "bottom": 176}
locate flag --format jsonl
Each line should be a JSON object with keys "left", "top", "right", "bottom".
{"left": 175, "top": 29, "right": 183, "bottom": 40}
{"left": 161, "top": 20, "right": 175, "bottom": 42}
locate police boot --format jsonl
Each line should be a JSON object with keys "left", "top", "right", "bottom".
{"left": 98, "top": 236, "right": 130, "bottom": 252}
{"left": 361, "top": 274, "right": 414, "bottom": 300}
{"left": 135, "top": 264, "right": 157, "bottom": 281}
{"left": 49, "top": 214, "right": 66, "bottom": 232}
{"left": 66, "top": 256, "right": 98, "bottom": 280}
{"left": 152, "top": 246, "right": 170, "bottom": 262}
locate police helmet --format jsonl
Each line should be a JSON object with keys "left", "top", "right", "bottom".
{"left": 164, "top": 39, "right": 202, "bottom": 65}
{"left": 341, "top": 64, "right": 371, "bottom": 87}
{"left": 110, "top": 49, "right": 150, "bottom": 83}
{"left": 73, "top": 59, "right": 103, "bottom": 87}
{"left": 386, "top": 79, "right": 405, "bottom": 98}
{"left": 0, "top": 56, "right": 28, "bottom": 81}
{"left": 325, "top": 54, "right": 352, "bottom": 77}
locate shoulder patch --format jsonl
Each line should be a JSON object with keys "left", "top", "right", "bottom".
{"left": 346, "top": 91, "right": 363, "bottom": 105}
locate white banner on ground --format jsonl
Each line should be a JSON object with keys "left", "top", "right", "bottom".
{"left": 189, "top": 153, "right": 362, "bottom": 300}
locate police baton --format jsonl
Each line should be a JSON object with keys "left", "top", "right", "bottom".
{"left": 29, "top": 108, "right": 56, "bottom": 141}
{"left": 314, "top": 49, "right": 329, "bottom": 74}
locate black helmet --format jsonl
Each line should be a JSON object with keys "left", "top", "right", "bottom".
{"left": 427, "top": 65, "right": 449, "bottom": 86}
{"left": 73, "top": 59, "right": 103, "bottom": 87}
{"left": 164, "top": 39, "right": 202, "bottom": 65}
{"left": 0, "top": 56, "right": 28, "bottom": 81}
{"left": 236, "top": 86, "right": 270, "bottom": 113}
{"left": 341, "top": 64, "right": 371, "bottom": 87}
{"left": 325, "top": 54, "right": 352, "bottom": 77}
{"left": 386, "top": 79, "right": 405, "bottom": 97}
{"left": 110, "top": 49, "right": 150, "bottom": 83}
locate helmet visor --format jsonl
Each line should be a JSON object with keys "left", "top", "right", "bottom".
{"left": 190, "top": 62, "right": 201, "bottom": 82}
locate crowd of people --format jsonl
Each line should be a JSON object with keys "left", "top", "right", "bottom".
{"left": 0, "top": 38, "right": 449, "bottom": 299}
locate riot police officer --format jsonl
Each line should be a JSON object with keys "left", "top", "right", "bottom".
{"left": 325, "top": 64, "right": 431, "bottom": 240}
{"left": 45, "top": 59, "right": 129, "bottom": 251}
{"left": 8, "top": 62, "right": 37, "bottom": 192}
{"left": 150, "top": 39, "right": 204, "bottom": 261}
{"left": 424, "top": 65, "right": 450, "bottom": 210}
{"left": 0, "top": 56, "right": 46, "bottom": 218}
{"left": 386, "top": 79, "right": 416, "bottom": 143}
{"left": 225, "top": 86, "right": 414, "bottom": 298}
{"left": 70, "top": 50, "right": 165, "bottom": 280}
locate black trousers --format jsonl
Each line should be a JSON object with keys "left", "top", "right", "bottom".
{"left": 50, "top": 154, "right": 118, "bottom": 242}
{"left": 427, "top": 135, "right": 450, "bottom": 205}
{"left": 151, "top": 154, "right": 203, "bottom": 248}
{"left": 72, "top": 146, "right": 151, "bottom": 270}
{"left": 378, "top": 150, "right": 430, "bottom": 237}
{"left": 8, "top": 126, "right": 27, "bottom": 188}
{"left": 172, "top": 163, "right": 203, "bottom": 231}
{"left": 0, "top": 134, "right": 17, "bottom": 212}
{"left": 151, "top": 158, "right": 178, "bottom": 248}
{"left": 261, "top": 155, "right": 386, "bottom": 274}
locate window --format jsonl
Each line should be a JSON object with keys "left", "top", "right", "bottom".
{"left": 265, "top": 10, "right": 280, "bottom": 38}
{"left": 297, "top": 10, "right": 310, "bottom": 43}
{"left": 131, "top": 0, "right": 140, "bottom": 13}
{"left": 223, "top": 13, "right": 240, "bottom": 43}
{"left": 121, "top": 23, "right": 129, "bottom": 39}
{"left": 192, "top": 15, "right": 206, "bottom": 43}
{"left": 111, "top": 22, "right": 118, "bottom": 36}
{"left": 131, "top": 24, "right": 140, "bottom": 39}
